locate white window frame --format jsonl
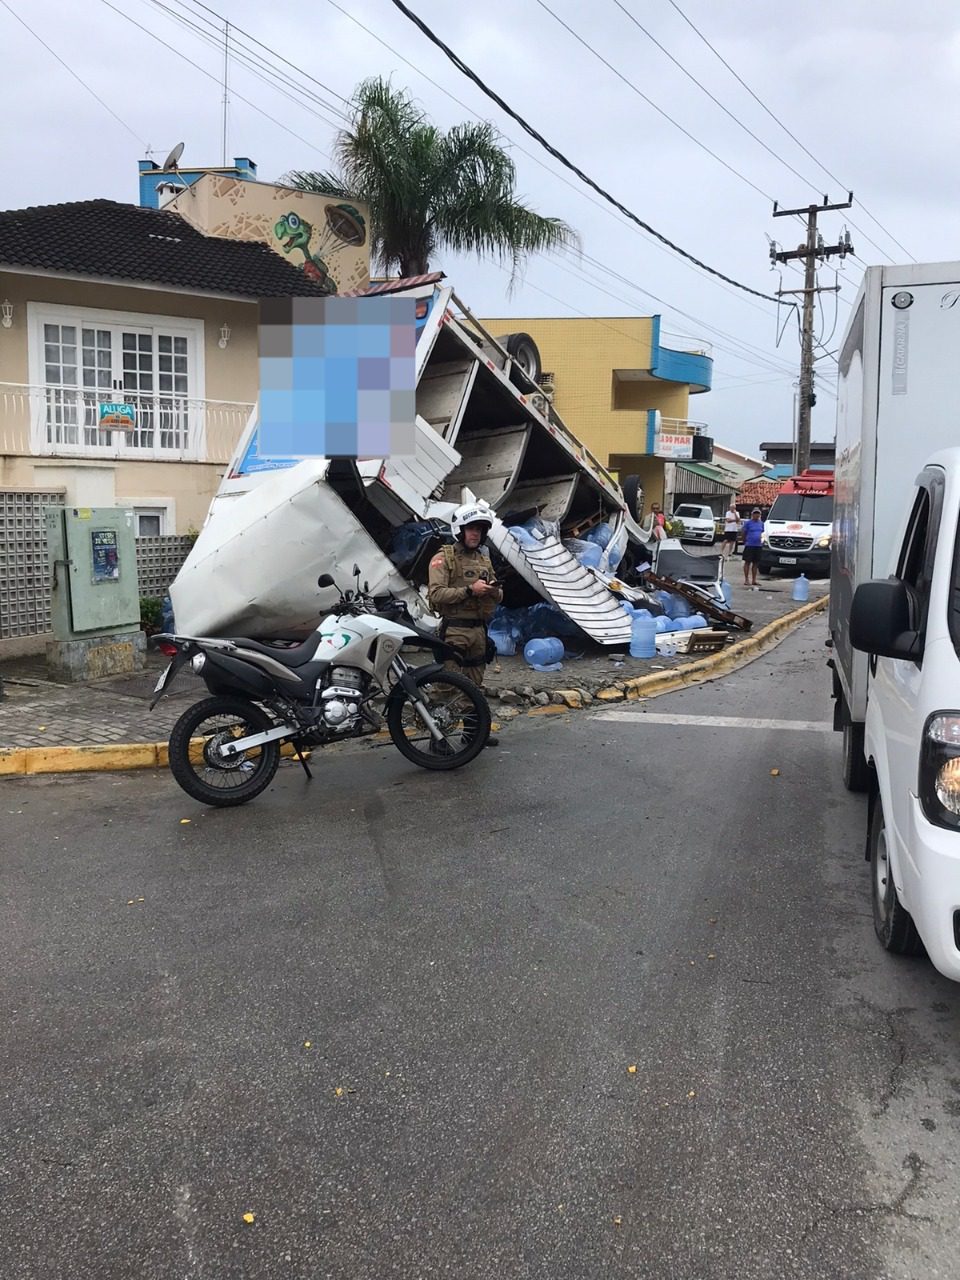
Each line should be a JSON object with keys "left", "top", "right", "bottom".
{"left": 127, "top": 498, "right": 177, "bottom": 537}
{"left": 27, "top": 302, "right": 207, "bottom": 462}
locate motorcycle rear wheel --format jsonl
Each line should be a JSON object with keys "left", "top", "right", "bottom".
{"left": 387, "top": 669, "right": 490, "bottom": 770}
{"left": 168, "top": 695, "right": 281, "bottom": 807}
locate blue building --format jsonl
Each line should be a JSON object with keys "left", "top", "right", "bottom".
{"left": 138, "top": 154, "right": 258, "bottom": 209}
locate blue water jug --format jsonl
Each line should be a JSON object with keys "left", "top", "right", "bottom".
{"left": 687, "top": 614, "right": 708, "bottom": 630}
{"left": 524, "top": 636, "right": 564, "bottom": 668}
{"left": 721, "top": 580, "right": 733, "bottom": 608}
{"left": 792, "top": 573, "right": 810, "bottom": 602}
{"left": 630, "top": 613, "right": 657, "bottom": 659}
{"left": 654, "top": 615, "right": 671, "bottom": 633}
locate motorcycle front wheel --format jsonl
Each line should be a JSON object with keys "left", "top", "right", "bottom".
{"left": 167, "top": 695, "right": 281, "bottom": 807}
{"left": 387, "top": 669, "right": 491, "bottom": 770}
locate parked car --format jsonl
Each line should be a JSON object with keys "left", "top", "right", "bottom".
{"left": 672, "top": 503, "right": 717, "bottom": 546}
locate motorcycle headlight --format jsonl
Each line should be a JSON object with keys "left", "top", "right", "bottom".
{"left": 919, "top": 712, "right": 960, "bottom": 828}
{"left": 190, "top": 653, "right": 206, "bottom": 674}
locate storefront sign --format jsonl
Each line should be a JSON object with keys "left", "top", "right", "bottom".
{"left": 654, "top": 431, "right": 694, "bottom": 460}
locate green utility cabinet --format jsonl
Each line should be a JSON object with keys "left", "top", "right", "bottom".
{"left": 44, "top": 506, "right": 145, "bottom": 681}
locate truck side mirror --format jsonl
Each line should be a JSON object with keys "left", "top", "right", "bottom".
{"left": 850, "top": 579, "right": 922, "bottom": 662}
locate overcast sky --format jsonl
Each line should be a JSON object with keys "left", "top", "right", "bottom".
{"left": 4, "top": 0, "right": 959, "bottom": 456}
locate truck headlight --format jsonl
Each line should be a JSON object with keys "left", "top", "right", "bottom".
{"left": 919, "top": 713, "right": 960, "bottom": 828}
{"left": 817, "top": 536, "right": 831, "bottom": 548}
{"left": 760, "top": 534, "right": 768, "bottom": 545}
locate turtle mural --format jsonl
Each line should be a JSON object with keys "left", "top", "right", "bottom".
{"left": 274, "top": 204, "right": 367, "bottom": 295}
{"left": 274, "top": 211, "right": 336, "bottom": 293}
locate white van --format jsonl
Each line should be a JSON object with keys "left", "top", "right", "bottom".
{"left": 850, "top": 448, "right": 960, "bottom": 981}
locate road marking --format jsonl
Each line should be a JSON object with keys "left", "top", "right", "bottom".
{"left": 593, "top": 711, "right": 832, "bottom": 732}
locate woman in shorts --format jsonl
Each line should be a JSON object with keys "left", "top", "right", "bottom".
{"left": 741, "top": 507, "right": 765, "bottom": 587}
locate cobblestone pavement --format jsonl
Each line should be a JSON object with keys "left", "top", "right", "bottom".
{"left": 0, "top": 562, "right": 828, "bottom": 750}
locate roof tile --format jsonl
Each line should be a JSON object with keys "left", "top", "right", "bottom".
{"left": 0, "top": 199, "right": 335, "bottom": 298}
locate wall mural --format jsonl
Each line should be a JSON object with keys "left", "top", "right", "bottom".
{"left": 175, "top": 176, "right": 371, "bottom": 295}
{"left": 273, "top": 204, "right": 367, "bottom": 295}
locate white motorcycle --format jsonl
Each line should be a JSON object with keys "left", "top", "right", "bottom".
{"left": 151, "top": 569, "right": 491, "bottom": 807}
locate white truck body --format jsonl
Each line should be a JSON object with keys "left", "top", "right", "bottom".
{"left": 831, "top": 261, "right": 960, "bottom": 754}
{"left": 172, "top": 280, "right": 656, "bottom": 644}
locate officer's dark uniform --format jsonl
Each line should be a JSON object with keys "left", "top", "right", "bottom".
{"left": 427, "top": 543, "right": 503, "bottom": 685}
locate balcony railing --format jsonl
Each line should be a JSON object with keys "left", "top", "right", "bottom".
{"left": 660, "top": 417, "right": 709, "bottom": 435}
{"left": 0, "top": 382, "right": 253, "bottom": 465}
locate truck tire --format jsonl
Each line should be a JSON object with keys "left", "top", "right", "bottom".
{"left": 842, "top": 718, "right": 871, "bottom": 793}
{"left": 622, "top": 475, "right": 643, "bottom": 523}
{"left": 501, "top": 332, "right": 542, "bottom": 384}
{"left": 869, "top": 793, "right": 924, "bottom": 956}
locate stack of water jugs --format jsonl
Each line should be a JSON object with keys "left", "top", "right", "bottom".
{"left": 623, "top": 592, "right": 709, "bottom": 660}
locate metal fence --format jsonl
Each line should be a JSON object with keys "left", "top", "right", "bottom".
{"left": 135, "top": 535, "right": 195, "bottom": 601}
{"left": 0, "top": 489, "right": 66, "bottom": 640}
{"left": 0, "top": 496, "right": 194, "bottom": 643}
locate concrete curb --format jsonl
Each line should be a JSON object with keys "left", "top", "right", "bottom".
{"left": 506, "top": 594, "right": 829, "bottom": 715}
{"left": 0, "top": 596, "right": 828, "bottom": 778}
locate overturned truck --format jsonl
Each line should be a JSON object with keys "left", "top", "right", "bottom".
{"left": 172, "top": 276, "right": 716, "bottom": 646}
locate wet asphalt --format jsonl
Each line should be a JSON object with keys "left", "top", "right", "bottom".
{"left": 2, "top": 617, "right": 960, "bottom": 1279}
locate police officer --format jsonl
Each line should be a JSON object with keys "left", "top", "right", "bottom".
{"left": 428, "top": 502, "right": 503, "bottom": 689}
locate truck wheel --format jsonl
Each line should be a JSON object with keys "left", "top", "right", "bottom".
{"left": 502, "top": 332, "right": 541, "bottom": 384}
{"left": 869, "top": 794, "right": 924, "bottom": 956}
{"left": 841, "top": 718, "right": 871, "bottom": 793}
{"left": 622, "top": 475, "right": 643, "bottom": 523}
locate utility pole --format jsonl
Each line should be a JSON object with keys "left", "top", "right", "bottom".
{"left": 770, "top": 195, "right": 854, "bottom": 472}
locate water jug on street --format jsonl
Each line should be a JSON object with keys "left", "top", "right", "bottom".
{"left": 524, "top": 637, "right": 564, "bottom": 669}
{"left": 792, "top": 573, "right": 810, "bottom": 603}
{"left": 630, "top": 613, "right": 657, "bottom": 659}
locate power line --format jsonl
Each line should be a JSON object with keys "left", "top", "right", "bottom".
{"left": 183, "top": 0, "right": 350, "bottom": 106}
{"left": 387, "top": 0, "right": 784, "bottom": 305}
{"left": 609, "top": 0, "right": 823, "bottom": 198}
{"left": 534, "top": 0, "right": 775, "bottom": 204}
{"left": 97, "top": 0, "right": 335, "bottom": 163}
{"left": 663, "top": 0, "right": 916, "bottom": 262}
{"left": 169, "top": 0, "right": 349, "bottom": 121}
{"left": 140, "top": 0, "right": 348, "bottom": 132}
{"left": 325, "top": 0, "right": 778, "bottom": 323}
{"left": 0, "top": 0, "right": 147, "bottom": 147}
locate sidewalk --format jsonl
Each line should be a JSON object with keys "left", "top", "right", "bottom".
{"left": 0, "top": 570, "right": 828, "bottom": 757}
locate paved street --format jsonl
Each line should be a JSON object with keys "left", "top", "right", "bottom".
{"left": 3, "top": 617, "right": 960, "bottom": 1279}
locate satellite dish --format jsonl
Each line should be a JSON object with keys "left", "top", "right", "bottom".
{"left": 161, "top": 141, "right": 185, "bottom": 171}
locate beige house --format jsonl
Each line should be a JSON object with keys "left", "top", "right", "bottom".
{"left": 0, "top": 198, "right": 338, "bottom": 533}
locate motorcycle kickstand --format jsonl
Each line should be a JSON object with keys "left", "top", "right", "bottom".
{"left": 293, "top": 743, "right": 313, "bottom": 780}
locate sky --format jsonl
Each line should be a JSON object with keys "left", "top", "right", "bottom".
{"left": 3, "top": 0, "right": 959, "bottom": 458}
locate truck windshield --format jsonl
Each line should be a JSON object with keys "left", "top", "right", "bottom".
{"left": 768, "top": 495, "right": 833, "bottom": 522}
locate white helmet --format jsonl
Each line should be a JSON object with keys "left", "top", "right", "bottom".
{"left": 451, "top": 500, "right": 494, "bottom": 543}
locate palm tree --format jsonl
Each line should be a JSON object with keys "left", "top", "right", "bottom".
{"left": 285, "top": 77, "right": 577, "bottom": 281}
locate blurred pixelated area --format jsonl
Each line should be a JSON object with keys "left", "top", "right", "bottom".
{"left": 257, "top": 296, "right": 417, "bottom": 459}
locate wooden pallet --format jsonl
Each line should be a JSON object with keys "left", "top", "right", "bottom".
{"left": 644, "top": 570, "right": 752, "bottom": 631}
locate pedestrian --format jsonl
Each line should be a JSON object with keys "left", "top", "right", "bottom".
{"left": 741, "top": 507, "right": 765, "bottom": 588}
{"left": 643, "top": 502, "right": 668, "bottom": 542}
{"left": 721, "top": 502, "right": 741, "bottom": 558}
{"left": 428, "top": 500, "right": 503, "bottom": 745}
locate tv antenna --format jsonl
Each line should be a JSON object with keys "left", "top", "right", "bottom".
{"left": 161, "top": 141, "right": 184, "bottom": 171}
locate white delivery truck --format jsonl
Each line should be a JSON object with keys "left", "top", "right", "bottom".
{"left": 831, "top": 260, "right": 960, "bottom": 790}
{"left": 831, "top": 261, "right": 960, "bottom": 979}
